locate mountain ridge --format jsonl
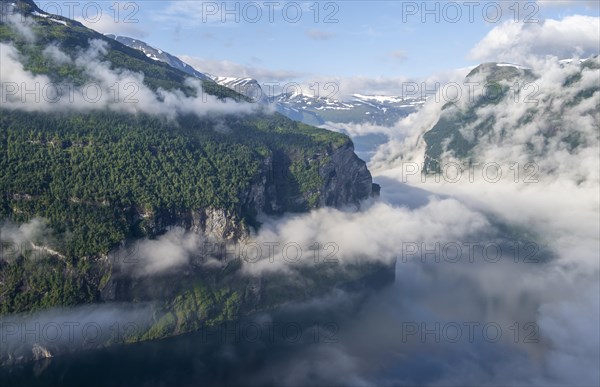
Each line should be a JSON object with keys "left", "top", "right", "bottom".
{"left": 422, "top": 59, "right": 600, "bottom": 173}
{"left": 0, "top": 0, "right": 390, "bottom": 359}
{"left": 104, "top": 34, "right": 424, "bottom": 126}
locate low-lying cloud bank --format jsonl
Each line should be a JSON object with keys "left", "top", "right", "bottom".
{"left": 203, "top": 37, "right": 597, "bottom": 384}
{"left": 471, "top": 14, "right": 600, "bottom": 65}
{"left": 0, "top": 15, "right": 261, "bottom": 118}
{"left": 0, "top": 218, "right": 51, "bottom": 249}
{"left": 0, "top": 9, "right": 598, "bottom": 387}
{"left": 0, "top": 303, "right": 155, "bottom": 363}
{"left": 371, "top": 55, "right": 599, "bottom": 182}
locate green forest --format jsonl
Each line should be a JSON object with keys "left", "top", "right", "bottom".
{"left": 0, "top": 2, "right": 350, "bottom": 315}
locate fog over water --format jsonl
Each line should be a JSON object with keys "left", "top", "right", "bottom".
{"left": 3, "top": 71, "right": 598, "bottom": 384}
{"left": 0, "top": 7, "right": 598, "bottom": 386}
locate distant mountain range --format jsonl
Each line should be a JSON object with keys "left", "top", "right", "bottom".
{"left": 105, "top": 35, "right": 424, "bottom": 126}
{"left": 271, "top": 92, "right": 425, "bottom": 126}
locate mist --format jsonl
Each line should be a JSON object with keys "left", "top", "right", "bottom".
{"left": 201, "top": 50, "right": 598, "bottom": 386}
{"left": 0, "top": 6, "right": 598, "bottom": 387}
{"left": 0, "top": 15, "right": 263, "bottom": 119}
{"left": 93, "top": 72, "right": 599, "bottom": 383}
{"left": 0, "top": 303, "right": 155, "bottom": 365}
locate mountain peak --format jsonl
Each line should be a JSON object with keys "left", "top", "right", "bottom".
{"left": 105, "top": 34, "right": 211, "bottom": 81}
{"left": 466, "top": 62, "right": 534, "bottom": 83}
{"left": 1, "top": 0, "right": 43, "bottom": 14}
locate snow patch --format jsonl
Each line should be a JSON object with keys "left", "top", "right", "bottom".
{"left": 496, "top": 63, "right": 529, "bottom": 70}
{"left": 49, "top": 18, "right": 67, "bottom": 26}
{"left": 32, "top": 11, "right": 49, "bottom": 18}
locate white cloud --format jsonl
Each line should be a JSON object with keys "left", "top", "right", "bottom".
{"left": 537, "top": 0, "right": 600, "bottom": 10}
{"left": 388, "top": 50, "right": 408, "bottom": 62}
{"left": 178, "top": 55, "right": 305, "bottom": 82}
{"left": 306, "top": 29, "right": 335, "bottom": 41}
{"left": 345, "top": 54, "right": 600, "bottom": 384}
{"left": 42, "top": 44, "right": 71, "bottom": 64}
{"left": 0, "top": 218, "right": 51, "bottom": 249}
{"left": 111, "top": 228, "right": 204, "bottom": 277}
{"left": 470, "top": 15, "right": 600, "bottom": 63}
{"left": 179, "top": 57, "right": 470, "bottom": 101}
{"left": 1, "top": 37, "right": 261, "bottom": 118}
{"left": 240, "top": 197, "right": 490, "bottom": 276}
{"left": 4, "top": 13, "right": 36, "bottom": 42}
{"left": 320, "top": 121, "right": 396, "bottom": 137}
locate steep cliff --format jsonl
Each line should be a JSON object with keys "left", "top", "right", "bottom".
{"left": 241, "top": 139, "right": 376, "bottom": 229}
{"left": 127, "top": 134, "right": 376, "bottom": 242}
{"left": 0, "top": 0, "right": 391, "bottom": 365}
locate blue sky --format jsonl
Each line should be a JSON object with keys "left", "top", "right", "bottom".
{"left": 35, "top": 1, "right": 600, "bottom": 93}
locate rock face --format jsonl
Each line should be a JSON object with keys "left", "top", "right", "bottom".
{"left": 134, "top": 207, "right": 248, "bottom": 242}
{"left": 243, "top": 139, "right": 375, "bottom": 215}
{"left": 31, "top": 344, "right": 53, "bottom": 361}
{"left": 135, "top": 139, "right": 376, "bottom": 241}
{"left": 317, "top": 141, "right": 374, "bottom": 208}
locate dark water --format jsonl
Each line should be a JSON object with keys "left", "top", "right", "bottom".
{"left": 0, "top": 289, "right": 374, "bottom": 387}
{"left": 0, "top": 250, "right": 552, "bottom": 387}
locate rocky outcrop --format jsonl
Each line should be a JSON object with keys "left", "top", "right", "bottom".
{"left": 134, "top": 139, "right": 377, "bottom": 241}
{"left": 31, "top": 344, "right": 53, "bottom": 361}
{"left": 133, "top": 207, "right": 248, "bottom": 241}
{"left": 317, "top": 141, "right": 374, "bottom": 208}
{"left": 243, "top": 139, "right": 375, "bottom": 217}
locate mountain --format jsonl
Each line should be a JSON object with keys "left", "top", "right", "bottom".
{"left": 105, "top": 34, "right": 211, "bottom": 81}
{"left": 103, "top": 35, "right": 424, "bottom": 126}
{"left": 421, "top": 60, "right": 600, "bottom": 173}
{"left": 0, "top": 0, "right": 391, "bottom": 363}
{"left": 272, "top": 91, "right": 425, "bottom": 126}
{"left": 210, "top": 76, "right": 426, "bottom": 126}
{"left": 210, "top": 76, "right": 267, "bottom": 101}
